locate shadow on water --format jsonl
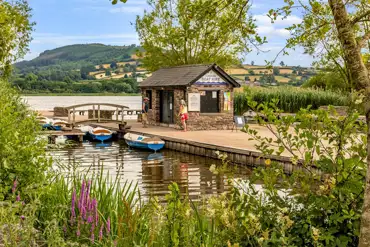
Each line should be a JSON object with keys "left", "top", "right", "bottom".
{"left": 49, "top": 141, "right": 252, "bottom": 201}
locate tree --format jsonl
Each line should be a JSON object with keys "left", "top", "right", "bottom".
{"left": 110, "top": 61, "right": 117, "bottom": 69}
{"left": 248, "top": 69, "right": 255, "bottom": 75}
{"left": 0, "top": 0, "right": 34, "bottom": 79}
{"left": 124, "top": 74, "right": 128, "bottom": 78}
{"left": 99, "top": 64, "right": 105, "bottom": 70}
{"left": 135, "top": 0, "right": 263, "bottom": 71}
{"left": 251, "top": 61, "right": 255, "bottom": 66}
{"left": 105, "top": 68, "right": 112, "bottom": 77}
{"left": 273, "top": 0, "right": 370, "bottom": 245}
{"left": 80, "top": 65, "right": 96, "bottom": 79}
{"left": 273, "top": 67, "right": 280, "bottom": 75}
{"left": 280, "top": 61, "right": 285, "bottom": 67}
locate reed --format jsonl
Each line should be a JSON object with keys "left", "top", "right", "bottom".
{"left": 234, "top": 86, "right": 349, "bottom": 114}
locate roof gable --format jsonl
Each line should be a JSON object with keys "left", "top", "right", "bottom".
{"left": 139, "top": 64, "right": 240, "bottom": 88}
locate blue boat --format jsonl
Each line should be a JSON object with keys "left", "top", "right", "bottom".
{"left": 89, "top": 127, "right": 113, "bottom": 142}
{"left": 51, "top": 120, "right": 68, "bottom": 131}
{"left": 124, "top": 133, "right": 165, "bottom": 152}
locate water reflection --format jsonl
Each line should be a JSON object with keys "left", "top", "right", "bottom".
{"left": 49, "top": 141, "right": 251, "bottom": 200}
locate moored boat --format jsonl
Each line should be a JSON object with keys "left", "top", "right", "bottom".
{"left": 89, "top": 127, "right": 113, "bottom": 142}
{"left": 38, "top": 117, "right": 52, "bottom": 129}
{"left": 124, "top": 133, "right": 165, "bottom": 152}
{"left": 51, "top": 119, "right": 68, "bottom": 130}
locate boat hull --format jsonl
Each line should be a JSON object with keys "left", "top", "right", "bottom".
{"left": 90, "top": 134, "right": 112, "bottom": 142}
{"left": 124, "top": 133, "right": 165, "bottom": 151}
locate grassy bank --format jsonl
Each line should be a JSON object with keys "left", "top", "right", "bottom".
{"left": 21, "top": 92, "right": 141, "bottom": 96}
{"left": 234, "top": 86, "right": 349, "bottom": 114}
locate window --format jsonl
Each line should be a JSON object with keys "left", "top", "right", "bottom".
{"left": 200, "top": 90, "right": 219, "bottom": 113}
{"left": 146, "top": 90, "right": 152, "bottom": 109}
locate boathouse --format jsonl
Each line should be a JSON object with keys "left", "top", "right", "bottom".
{"left": 140, "top": 64, "right": 240, "bottom": 130}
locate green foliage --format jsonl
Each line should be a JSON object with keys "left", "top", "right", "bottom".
{"left": 273, "top": 67, "right": 280, "bottom": 75}
{"left": 280, "top": 61, "right": 285, "bottom": 66}
{"left": 234, "top": 86, "right": 349, "bottom": 114}
{"left": 303, "top": 71, "right": 350, "bottom": 91}
{"left": 0, "top": 79, "right": 51, "bottom": 200}
{"left": 248, "top": 69, "right": 255, "bottom": 75}
{"left": 240, "top": 99, "right": 366, "bottom": 246}
{"left": 12, "top": 78, "right": 139, "bottom": 94}
{"left": 136, "top": 0, "right": 263, "bottom": 71}
{"left": 0, "top": 0, "right": 34, "bottom": 79}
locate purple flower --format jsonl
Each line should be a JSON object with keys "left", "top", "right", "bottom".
{"left": 87, "top": 215, "right": 93, "bottom": 224}
{"left": 16, "top": 194, "right": 21, "bottom": 202}
{"left": 91, "top": 233, "right": 95, "bottom": 243}
{"left": 99, "top": 224, "right": 103, "bottom": 241}
{"left": 79, "top": 181, "right": 86, "bottom": 211}
{"left": 20, "top": 215, "right": 25, "bottom": 220}
{"left": 106, "top": 217, "right": 111, "bottom": 234}
{"left": 12, "top": 180, "right": 17, "bottom": 193}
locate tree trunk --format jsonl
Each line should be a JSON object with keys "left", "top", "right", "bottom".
{"left": 327, "top": 0, "right": 370, "bottom": 246}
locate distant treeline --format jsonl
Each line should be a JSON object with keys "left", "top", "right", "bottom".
{"left": 13, "top": 77, "right": 139, "bottom": 94}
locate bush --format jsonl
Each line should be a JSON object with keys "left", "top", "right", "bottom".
{"left": 234, "top": 86, "right": 349, "bottom": 114}
{"left": 0, "top": 79, "right": 51, "bottom": 200}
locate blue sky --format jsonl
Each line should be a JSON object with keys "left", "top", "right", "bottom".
{"left": 26, "top": 0, "right": 314, "bottom": 67}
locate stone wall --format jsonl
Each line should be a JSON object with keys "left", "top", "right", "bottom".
{"left": 141, "top": 86, "right": 235, "bottom": 131}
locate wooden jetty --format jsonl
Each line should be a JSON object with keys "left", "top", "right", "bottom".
{"left": 41, "top": 130, "right": 86, "bottom": 144}
{"left": 40, "top": 103, "right": 141, "bottom": 143}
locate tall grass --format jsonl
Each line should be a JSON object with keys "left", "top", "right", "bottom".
{"left": 234, "top": 86, "right": 349, "bottom": 114}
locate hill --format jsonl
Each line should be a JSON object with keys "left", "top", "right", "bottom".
{"left": 15, "top": 43, "right": 141, "bottom": 72}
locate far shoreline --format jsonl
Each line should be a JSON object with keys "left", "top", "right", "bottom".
{"left": 21, "top": 93, "right": 141, "bottom": 96}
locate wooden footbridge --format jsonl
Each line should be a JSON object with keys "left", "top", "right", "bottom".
{"left": 42, "top": 103, "right": 142, "bottom": 143}
{"left": 55, "top": 103, "right": 142, "bottom": 125}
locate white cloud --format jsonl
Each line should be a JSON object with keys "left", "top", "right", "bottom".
{"left": 31, "top": 33, "right": 139, "bottom": 46}
{"left": 109, "top": 6, "right": 144, "bottom": 13}
{"left": 253, "top": 14, "right": 301, "bottom": 38}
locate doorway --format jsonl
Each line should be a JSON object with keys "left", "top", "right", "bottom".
{"left": 160, "top": 90, "right": 174, "bottom": 124}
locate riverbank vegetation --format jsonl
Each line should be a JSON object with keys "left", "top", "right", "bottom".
{"left": 234, "top": 86, "right": 349, "bottom": 115}
{"left": 1, "top": 74, "right": 367, "bottom": 246}
{"left": 13, "top": 77, "right": 140, "bottom": 94}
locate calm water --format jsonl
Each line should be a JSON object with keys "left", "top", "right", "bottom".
{"left": 22, "top": 96, "right": 142, "bottom": 110}
{"left": 31, "top": 96, "right": 251, "bottom": 199}
{"left": 49, "top": 141, "right": 252, "bottom": 200}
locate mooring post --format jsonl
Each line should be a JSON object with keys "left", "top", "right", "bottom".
{"left": 93, "top": 105, "right": 95, "bottom": 119}
{"left": 68, "top": 110, "right": 71, "bottom": 123}
{"left": 121, "top": 107, "right": 124, "bottom": 123}
{"left": 116, "top": 107, "right": 119, "bottom": 121}
{"left": 98, "top": 104, "right": 101, "bottom": 123}
{"left": 78, "top": 135, "right": 83, "bottom": 143}
{"left": 73, "top": 107, "right": 76, "bottom": 124}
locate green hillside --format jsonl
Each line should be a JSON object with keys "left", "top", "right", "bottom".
{"left": 15, "top": 43, "right": 141, "bottom": 72}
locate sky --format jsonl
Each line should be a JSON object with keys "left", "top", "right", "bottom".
{"left": 26, "top": 0, "right": 315, "bottom": 67}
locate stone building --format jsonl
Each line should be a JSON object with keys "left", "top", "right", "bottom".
{"left": 140, "top": 64, "right": 240, "bottom": 130}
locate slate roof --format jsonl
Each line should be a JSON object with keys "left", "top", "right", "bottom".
{"left": 139, "top": 64, "right": 240, "bottom": 88}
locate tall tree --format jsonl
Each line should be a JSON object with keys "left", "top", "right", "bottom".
{"left": 273, "top": 0, "right": 370, "bottom": 245}
{"left": 135, "top": 0, "right": 264, "bottom": 71}
{"left": 280, "top": 61, "right": 285, "bottom": 67}
{"left": 0, "top": 0, "right": 34, "bottom": 79}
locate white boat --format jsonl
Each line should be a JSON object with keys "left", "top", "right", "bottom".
{"left": 124, "top": 133, "right": 165, "bottom": 152}
{"left": 88, "top": 127, "right": 113, "bottom": 142}
{"left": 51, "top": 119, "right": 69, "bottom": 130}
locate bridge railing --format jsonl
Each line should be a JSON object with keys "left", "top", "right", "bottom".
{"left": 62, "top": 103, "right": 141, "bottom": 124}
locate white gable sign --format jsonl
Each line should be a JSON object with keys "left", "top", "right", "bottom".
{"left": 194, "top": 70, "right": 227, "bottom": 86}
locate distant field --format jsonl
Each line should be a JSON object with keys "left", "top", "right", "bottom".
{"left": 226, "top": 68, "right": 249, "bottom": 74}
{"left": 275, "top": 76, "right": 290, "bottom": 83}
{"left": 280, "top": 68, "right": 293, "bottom": 74}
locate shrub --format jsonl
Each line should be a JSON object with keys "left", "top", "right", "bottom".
{"left": 0, "top": 79, "right": 51, "bottom": 200}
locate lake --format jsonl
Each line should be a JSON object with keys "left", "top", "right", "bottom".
{"left": 49, "top": 141, "right": 251, "bottom": 200}
{"left": 22, "top": 96, "right": 142, "bottom": 110}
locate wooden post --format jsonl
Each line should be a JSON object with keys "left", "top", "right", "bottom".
{"left": 73, "top": 107, "right": 76, "bottom": 124}
{"left": 78, "top": 135, "right": 83, "bottom": 143}
{"left": 121, "top": 107, "right": 124, "bottom": 123}
{"left": 68, "top": 110, "right": 71, "bottom": 123}
{"left": 116, "top": 107, "right": 118, "bottom": 121}
{"left": 93, "top": 105, "right": 95, "bottom": 119}
{"left": 98, "top": 104, "right": 101, "bottom": 123}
